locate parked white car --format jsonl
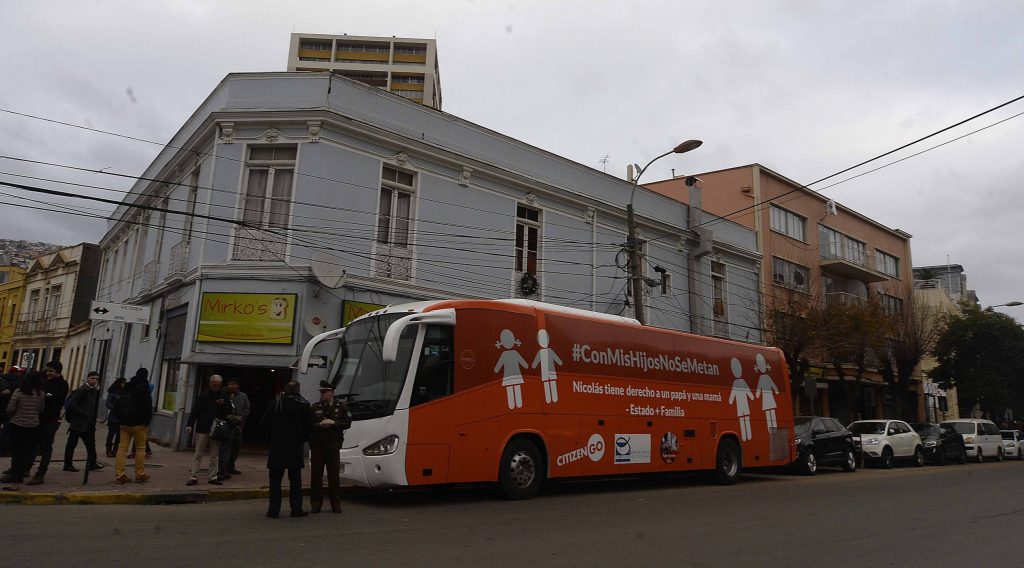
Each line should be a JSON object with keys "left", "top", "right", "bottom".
{"left": 849, "top": 420, "right": 924, "bottom": 468}
{"left": 1001, "top": 430, "right": 1024, "bottom": 460}
{"left": 941, "top": 419, "right": 1004, "bottom": 462}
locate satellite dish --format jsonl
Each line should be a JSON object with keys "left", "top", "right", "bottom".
{"left": 311, "top": 250, "right": 347, "bottom": 289}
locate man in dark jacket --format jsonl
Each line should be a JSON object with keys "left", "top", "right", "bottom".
{"left": 26, "top": 361, "right": 70, "bottom": 485}
{"left": 262, "top": 381, "right": 312, "bottom": 518}
{"left": 62, "top": 371, "right": 103, "bottom": 472}
{"left": 185, "top": 375, "right": 232, "bottom": 486}
{"left": 0, "top": 368, "right": 22, "bottom": 457}
{"left": 114, "top": 368, "right": 153, "bottom": 483}
{"left": 309, "top": 380, "right": 351, "bottom": 514}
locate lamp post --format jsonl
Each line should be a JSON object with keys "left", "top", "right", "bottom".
{"left": 991, "top": 301, "right": 1023, "bottom": 308}
{"left": 627, "top": 140, "right": 703, "bottom": 325}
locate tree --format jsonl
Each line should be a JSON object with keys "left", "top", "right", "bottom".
{"left": 877, "top": 293, "right": 939, "bottom": 420}
{"left": 817, "top": 296, "right": 890, "bottom": 423}
{"left": 928, "top": 304, "right": 1024, "bottom": 419}
{"left": 762, "top": 285, "right": 824, "bottom": 415}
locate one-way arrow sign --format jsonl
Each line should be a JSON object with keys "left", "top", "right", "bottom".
{"left": 89, "top": 301, "right": 151, "bottom": 324}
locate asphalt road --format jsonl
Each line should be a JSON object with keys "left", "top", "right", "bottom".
{"left": 5, "top": 460, "right": 1024, "bottom": 567}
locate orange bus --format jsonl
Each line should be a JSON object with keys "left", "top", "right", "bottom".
{"left": 298, "top": 299, "right": 794, "bottom": 499}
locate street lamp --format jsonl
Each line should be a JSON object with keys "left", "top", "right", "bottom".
{"left": 627, "top": 140, "right": 703, "bottom": 325}
{"left": 991, "top": 301, "right": 1023, "bottom": 308}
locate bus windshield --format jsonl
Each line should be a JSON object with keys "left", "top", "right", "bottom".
{"left": 330, "top": 313, "right": 418, "bottom": 420}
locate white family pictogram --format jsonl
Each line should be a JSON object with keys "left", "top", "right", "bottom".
{"left": 728, "top": 358, "right": 755, "bottom": 441}
{"left": 753, "top": 353, "right": 779, "bottom": 431}
{"left": 495, "top": 328, "right": 564, "bottom": 409}
{"left": 532, "top": 329, "right": 563, "bottom": 403}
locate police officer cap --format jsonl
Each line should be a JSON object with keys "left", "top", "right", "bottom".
{"left": 318, "top": 381, "right": 334, "bottom": 391}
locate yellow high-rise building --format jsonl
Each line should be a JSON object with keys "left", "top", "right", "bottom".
{"left": 0, "top": 265, "right": 27, "bottom": 371}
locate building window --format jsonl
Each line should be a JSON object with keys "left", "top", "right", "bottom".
{"left": 711, "top": 261, "right": 728, "bottom": 337}
{"left": 43, "top": 284, "right": 61, "bottom": 319}
{"left": 819, "top": 225, "right": 867, "bottom": 266}
{"left": 375, "top": 165, "right": 416, "bottom": 280}
{"left": 881, "top": 294, "right": 903, "bottom": 315}
{"left": 876, "top": 250, "right": 900, "bottom": 277}
{"left": 160, "top": 359, "right": 180, "bottom": 413}
{"left": 241, "top": 146, "right": 296, "bottom": 229}
{"left": 772, "top": 257, "right": 810, "bottom": 292}
{"left": 515, "top": 205, "right": 540, "bottom": 275}
{"left": 27, "top": 289, "right": 41, "bottom": 319}
{"left": 770, "top": 205, "right": 806, "bottom": 241}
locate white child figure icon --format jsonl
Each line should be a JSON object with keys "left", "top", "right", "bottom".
{"left": 728, "top": 358, "right": 755, "bottom": 442}
{"left": 753, "top": 354, "right": 780, "bottom": 431}
{"left": 494, "top": 329, "right": 529, "bottom": 409}
{"left": 531, "top": 329, "right": 563, "bottom": 404}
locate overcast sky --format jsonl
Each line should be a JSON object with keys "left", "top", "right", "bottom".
{"left": 1, "top": 0, "right": 1022, "bottom": 316}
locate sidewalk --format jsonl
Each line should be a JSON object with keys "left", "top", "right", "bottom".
{"left": 1, "top": 421, "right": 285, "bottom": 505}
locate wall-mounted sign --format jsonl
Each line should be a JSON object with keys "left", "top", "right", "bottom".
{"left": 342, "top": 300, "right": 385, "bottom": 326}
{"left": 197, "top": 292, "right": 297, "bottom": 344}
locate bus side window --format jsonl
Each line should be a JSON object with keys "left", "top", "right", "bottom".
{"left": 411, "top": 325, "right": 454, "bottom": 406}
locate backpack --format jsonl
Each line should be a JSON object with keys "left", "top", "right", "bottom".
{"left": 113, "top": 391, "right": 132, "bottom": 422}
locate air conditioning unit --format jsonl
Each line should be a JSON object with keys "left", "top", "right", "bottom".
{"left": 825, "top": 199, "right": 838, "bottom": 216}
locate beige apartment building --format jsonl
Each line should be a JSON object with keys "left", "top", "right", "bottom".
{"left": 287, "top": 33, "right": 441, "bottom": 109}
{"left": 647, "top": 164, "right": 920, "bottom": 422}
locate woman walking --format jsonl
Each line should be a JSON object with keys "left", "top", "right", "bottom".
{"left": 104, "top": 378, "right": 126, "bottom": 458}
{"left": 1, "top": 371, "right": 45, "bottom": 486}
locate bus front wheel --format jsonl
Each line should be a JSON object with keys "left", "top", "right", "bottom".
{"left": 498, "top": 438, "right": 545, "bottom": 500}
{"left": 712, "top": 438, "right": 741, "bottom": 485}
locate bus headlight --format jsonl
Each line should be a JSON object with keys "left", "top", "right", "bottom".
{"left": 363, "top": 435, "right": 400, "bottom": 456}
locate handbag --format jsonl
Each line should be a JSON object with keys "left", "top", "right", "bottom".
{"left": 210, "top": 418, "right": 232, "bottom": 442}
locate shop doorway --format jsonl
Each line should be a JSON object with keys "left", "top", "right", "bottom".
{"left": 193, "top": 365, "right": 293, "bottom": 447}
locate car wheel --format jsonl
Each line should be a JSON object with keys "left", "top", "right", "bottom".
{"left": 841, "top": 449, "right": 857, "bottom": 472}
{"left": 712, "top": 438, "right": 742, "bottom": 485}
{"left": 881, "top": 447, "right": 895, "bottom": 469}
{"left": 913, "top": 446, "right": 924, "bottom": 467}
{"left": 800, "top": 450, "right": 817, "bottom": 476}
{"left": 976, "top": 449, "right": 984, "bottom": 463}
{"left": 498, "top": 438, "right": 544, "bottom": 500}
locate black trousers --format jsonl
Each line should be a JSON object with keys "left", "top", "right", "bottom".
{"left": 32, "top": 420, "right": 60, "bottom": 476}
{"left": 9, "top": 424, "right": 40, "bottom": 481}
{"left": 105, "top": 423, "right": 120, "bottom": 451}
{"left": 309, "top": 440, "right": 341, "bottom": 508}
{"left": 64, "top": 426, "right": 98, "bottom": 467}
{"left": 267, "top": 467, "right": 303, "bottom": 515}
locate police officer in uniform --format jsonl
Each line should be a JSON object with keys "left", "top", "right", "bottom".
{"left": 309, "top": 380, "right": 351, "bottom": 514}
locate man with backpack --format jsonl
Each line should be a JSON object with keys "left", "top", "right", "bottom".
{"left": 62, "top": 371, "right": 103, "bottom": 472}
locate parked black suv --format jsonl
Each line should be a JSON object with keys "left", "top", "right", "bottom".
{"left": 910, "top": 422, "right": 967, "bottom": 465}
{"left": 792, "top": 416, "right": 858, "bottom": 475}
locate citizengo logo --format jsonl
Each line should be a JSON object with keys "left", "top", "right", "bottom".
{"left": 556, "top": 433, "right": 606, "bottom": 467}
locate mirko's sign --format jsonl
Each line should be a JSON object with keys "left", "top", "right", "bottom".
{"left": 197, "top": 292, "right": 297, "bottom": 344}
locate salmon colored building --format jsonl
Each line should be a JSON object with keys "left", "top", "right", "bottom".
{"left": 646, "top": 164, "right": 921, "bottom": 422}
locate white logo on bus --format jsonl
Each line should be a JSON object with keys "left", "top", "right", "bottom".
{"left": 556, "top": 433, "right": 606, "bottom": 467}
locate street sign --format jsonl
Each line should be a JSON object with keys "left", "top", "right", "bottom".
{"left": 90, "top": 301, "right": 152, "bottom": 324}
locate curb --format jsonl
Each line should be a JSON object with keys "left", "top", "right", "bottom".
{"left": 0, "top": 488, "right": 277, "bottom": 506}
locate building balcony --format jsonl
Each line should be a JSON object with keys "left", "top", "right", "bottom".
{"left": 375, "top": 244, "right": 412, "bottom": 281}
{"left": 820, "top": 243, "right": 887, "bottom": 283}
{"left": 169, "top": 240, "right": 189, "bottom": 275}
{"left": 825, "top": 292, "right": 867, "bottom": 308}
{"left": 232, "top": 227, "right": 287, "bottom": 262}
{"left": 15, "top": 316, "right": 56, "bottom": 336}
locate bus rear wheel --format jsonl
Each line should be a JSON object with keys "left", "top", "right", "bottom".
{"left": 498, "top": 438, "right": 545, "bottom": 500}
{"left": 712, "top": 438, "right": 741, "bottom": 485}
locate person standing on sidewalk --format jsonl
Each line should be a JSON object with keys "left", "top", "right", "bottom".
{"left": 309, "top": 380, "right": 351, "bottom": 514}
{"left": 114, "top": 368, "right": 153, "bottom": 484}
{"left": 103, "top": 378, "right": 126, "bottom": 458}
{"left": 25, "top": 361, "right": 69, "bottom": 486}
{"left": 218, "top": 379, "right": 250, "bottom": 479}
{"left": 1, "top": 371, "right": 44, "bottom": 485}
{"left": 186, "top": 375, "right": 231, "bottom": 486}
{"left": 263, "top": 381, "right": 311, "bottom": 519}
{"left": 62, "top": 371, "right": 104, "bottom": 472}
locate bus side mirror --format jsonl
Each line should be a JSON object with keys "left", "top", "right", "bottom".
{"left": 382, "top": 309, "right": 457, "bottom": 363}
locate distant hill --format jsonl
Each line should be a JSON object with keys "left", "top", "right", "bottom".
{"left": 0, "top": 239, "right": 66, "bottom": 268}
